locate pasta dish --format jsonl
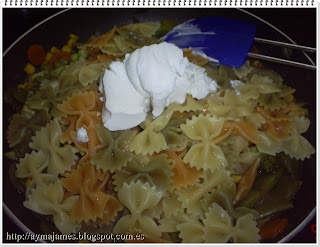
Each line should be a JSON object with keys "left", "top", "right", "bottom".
{"left": 5, "top": 20, "right": 315, "bottom": 243}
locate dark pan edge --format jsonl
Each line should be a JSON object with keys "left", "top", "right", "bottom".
{"left": 3, "top": 8, "right": 70, "bottom": 58}
{"left": 278, "top": 208, "right": 316, "bottom": 243}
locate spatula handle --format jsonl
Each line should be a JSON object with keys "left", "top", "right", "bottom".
{"left": 248, "top": 52, "right": 316, "bottom": 70}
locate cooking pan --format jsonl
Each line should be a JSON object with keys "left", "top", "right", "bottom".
{"left": 2, "top": 8, "right": 316, "bottom": 243}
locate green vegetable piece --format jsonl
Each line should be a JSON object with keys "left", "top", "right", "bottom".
{"left": 255, "top": 194, "right": 293, "bottom": 220}
{"left": 255, "top": 174, "right": 301, "bottom": 220}
{"left": 71, "top": 53, "right": 79, "bottom": 62}
{"left": 249, "top": 146, "right": 258, "bottom": 153}
{"left": 238, "top": 167, "right": 284, "bottom": 208}
{"left": 258, "top": 153, "right": 279, "bottom": 174}
{"left": 153, "top": 19, "right": 178, "bottom": 39}
{"left": 272, "top": 174, "right": 302, "bottom": 201}
{"left": 13, "top": 87, "right": 28, "bottom": 103}
{"left": 78, "top": 49, "right": 87, "bottom": 58}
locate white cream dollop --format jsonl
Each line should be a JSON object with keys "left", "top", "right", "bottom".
{"left": 75, "top": 127, "right": 89, "bottom": 143}
{"left": 99, "top": 42, "right": 218, "bottom": 131}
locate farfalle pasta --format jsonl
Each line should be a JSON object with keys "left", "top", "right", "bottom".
{"left": 181, "top": 114, "right": 228, "bottom": 171}
{"left": 29, "top": 119, "right": 78, "bottom": 176}
{"left": 6, "top": 19, "right": 315, "bottom": 243}
{"left": 61, "top": 161, "right": 123, "bottom": 225}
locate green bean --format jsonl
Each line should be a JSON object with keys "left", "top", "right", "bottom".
{"left": 238, "top": 167, "right": 284, "bottom": 208}
{"left": 255, "top": 194, "right": 293, "bottom": 220}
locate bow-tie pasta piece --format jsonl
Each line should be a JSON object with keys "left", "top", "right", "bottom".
{"left": 282, "top": 127, "right": 315, "bottom": 160}
{"left": 24, "top": 180, "right": 80, "bottom": 234}
{"left": 166, "top": 151, "right": 202, "bottom": 191}
{"left": 207, "top": 90, "right": 253, "bottom": 120}
{"left": 160, "top": 113, "right": 189, "bottom": 152}
{"left": 113, "top": 180, "right": 165, "bottom": 238}
{"left": 79, "top": 27, "right": 116, "bottom": 51}
{"left": 177, "top": 169, "right": 233, "bottom": 217}
{"left": 78, "top": 63, "right": 107, "bottom": 86}
{"left": 25, "top": 84, "right": 65, "bottom": 119}
{"left": 202, "top": 203, "right": 260, "bottom": 243}
{"left": 61, "top": 162, "right": 123, "bottom": 225}
{"left": 177, "top": 221, "right": 205, "bottom": 243}
{"left": 123, "top": 22, "right": 160, "bottom": 38}
{"left": 168, "top": 95, "right": 204, "bottom": 113}
{"left": 7, "top": 111, "right": 51, "bottom": 149}
{"left": 161, "top": 192, "right": 184, "bottom": 218}
{"left": 129, "top": 109, "right": 174, "bottom": 155}
{"left": 29, "top": 119, "right": 78, "bottom": 176}
{"left": 181, "top": 114, "right": 227, "bottom": 171}
{"left": 112, "top": 153, "right": 173, "bottom": 192}
{"left": 213, "top": 121, "right": 260, "bottom": 145}
{"left": 57, "top": 91, "right": 102, "bottom": 129}
{"left": 232, "top": 61, "right": 253, "bottom": 79}
{"left": 91, "top": 125, "right": 136, "bottom": 173}
{"left": 15, "top": 150, "right": 56, "bottom": 196}
{"left": 219, "top": 135, "right": 259, "bottom": 174}
{"left": 235, "top": 74, "right": 281, "bottom": 100}
{"left": 201, "top": 181, "right": 257, "bottom": 221}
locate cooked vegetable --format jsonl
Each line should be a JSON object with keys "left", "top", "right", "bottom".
{"left": 13, "top": 87, "right": 28, "bottom": 103}
{"left": 235, "top": 158, "right": 260, "bottom": 202}
{"left": 61, "top": 45, "right": 72, "bottom": 53}
{"left": 238, "top": 167, "right": 284, "bottom": 208}
{"left": 259, "top": 218, "right": 289, "bottom": 241}
{"left": 255, "top": 194, "right": 293, "bottom": 220}
{"left": 69, "top": 33, "right": 79, "bottom": 41}
{"left": 50, "top": 46, "right": 60, "bottom": 53}
{"left": 49, "top": 51, "right": 71, "bottom": 67}
{"left": 67, "top": 39, "right": 76, "bottom": 47}
{"left": 27, "top": 44, "right": 46, "bottom": 65}
{"left": 24, "top": 63, "right": 36, "bottom": 75}
{"left": 258, "top": 153, "right": 280, "bottom": 174}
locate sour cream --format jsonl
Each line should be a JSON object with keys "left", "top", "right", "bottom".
{"left": 75, "top": 127, "right": 89, "bottom": 143}
{"left": 99, "top": 42, "right": 218, "bottom": 131}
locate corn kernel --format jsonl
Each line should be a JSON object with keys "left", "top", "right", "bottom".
{"left": 69, "top": 33, "right": 79, "bottom": 41}
{"left": 253, "top": 60, "right": 262, "bottom": 67}
{"left": 50, "top": 46, "right": 60, "bottom": 53}
{"left": 18, "top": 83, "right": 32, "bottom": 90}
{"left": 25, "top": 177, "right": 32, "bottom": 187}
{"left": 18, "top": 83, "right": 27, "bottom": 89}
{"left": 232, "top": 175, "right": 243, "bottom": 184}
{"left": 67, "top": 39, "right": 76, "bottom": 48}
{"left": 24, "top": 63, "right": 35, "bottom": 75}
{"left": 61, "top": 45, "right": 72, "bottom": 53}
{"left": 284, "top": 94, "right": 294, "bottom": 102}
{"left": 45, "top": 52, "right": 53, "bottom": 62}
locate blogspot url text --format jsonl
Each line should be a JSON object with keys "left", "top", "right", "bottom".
{"left": 6, "top": 231, "right": 144, "bottom": 242}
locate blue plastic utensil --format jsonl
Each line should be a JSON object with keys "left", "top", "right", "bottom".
{"left": 163, "top": 17, "right": 256, "bottom": 68}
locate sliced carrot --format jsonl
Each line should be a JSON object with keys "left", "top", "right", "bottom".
{"left": 235, "top": 157, "right": 260, "bottom": 202}
{"left": 50, "top": 51, "right": 71, "bottom": 67}
{"left": 27, "top": 44, "right": 46, "bottom": 65}
{"left": 259, "top": 218, "right": 289, "bottom": 241}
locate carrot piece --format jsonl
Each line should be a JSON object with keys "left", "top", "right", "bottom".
{"left": 235, "top": 157, "right": 260, "bottom": 202}
{"left": 259, "top": 218, "right": 289, "bottom": 241}
{"left": 50, "top": 51, "right": 71, "bottom": 67}
{"left": 27, "top": 44, "right": 46, "bottom": 65}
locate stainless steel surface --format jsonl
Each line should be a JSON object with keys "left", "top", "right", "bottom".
{"left": 248, "top": 52, "right": 317, "bottom": 70}
{"left": 254, "top": 37, "right": 316, "bottom": 52}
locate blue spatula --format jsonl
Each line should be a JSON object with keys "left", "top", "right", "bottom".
{"left": 162, "top": 17, "right": 256, "bottom": 68}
